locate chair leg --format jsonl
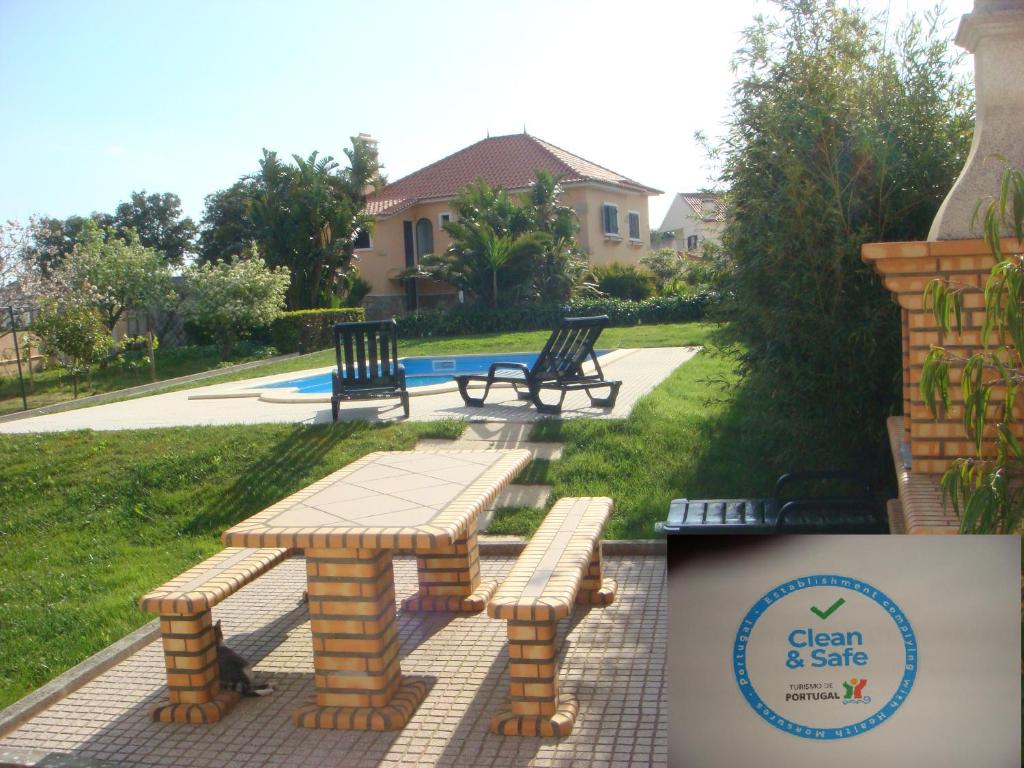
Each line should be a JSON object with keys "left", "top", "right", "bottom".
{"left": 457, "top": 377, "right": 488, "bottom": 408}
{"left": 331, "top": 397, "right": 340, "bottom": 422}
{"left": 529, "top": 384, "right": 565, "bottom": 415}
{"left": 586, "top": 381, "right": 621, "bottom": 409}
{"left": 401, "top": 392, "right": 410, "bottom": 419}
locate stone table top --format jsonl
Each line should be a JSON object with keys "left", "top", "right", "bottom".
{"left": 221, "top": 449, "right": 532, "bottom": 550}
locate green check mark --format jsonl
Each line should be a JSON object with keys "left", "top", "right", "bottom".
{"left": 810, "top": 598, "right": 845, "bottom": 620}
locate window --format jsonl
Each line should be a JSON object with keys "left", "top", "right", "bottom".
{"left": 602, "top": 203, "right": 619, "bottom": 236}
{"left": 438, "top": 212, "right": 451, "bottom": 228}
{"left": 686, "top": 234, "right": 699, "bottom": 251}
{"left": 353, "top": 228, "right": 372, "bottom": 250}
{"left": 415, "top": 218, "right": 434, "bottom": 258}
{"left": 628, "top": 211, "right": 641, "bottom": 241}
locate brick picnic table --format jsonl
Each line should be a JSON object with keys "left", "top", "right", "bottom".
{"left": 221, "top": 448, "right": 531, "bottom": 731}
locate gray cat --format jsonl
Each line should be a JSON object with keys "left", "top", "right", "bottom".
{"left": 213, "top": 620, "right": 274, "bottom": 696}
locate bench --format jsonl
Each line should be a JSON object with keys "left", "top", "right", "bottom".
{"left": 139, "top": 546, "right": 292, "bottom": 724}
{"left": 487, "top": 497, "right": 617, "bottom": 737}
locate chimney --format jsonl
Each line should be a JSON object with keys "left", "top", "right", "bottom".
{"left": 929, "top": 0, "right": 1024, "bottom": 239}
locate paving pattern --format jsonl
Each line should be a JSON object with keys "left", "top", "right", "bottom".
{"left": 0, "top": 347, "right": 699, "bottom": 434}
{"left": 0, "top": 555, "right": 667, "bottom": 768}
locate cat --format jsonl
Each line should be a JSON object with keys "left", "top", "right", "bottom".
{"left": 213, "top": 620, "right": 274, "bottom": 696}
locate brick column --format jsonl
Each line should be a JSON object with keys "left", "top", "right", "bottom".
{"left": 151, "top": 611, "right": 240, "bottom": 724}
{"left": 293, "top": 547, "right": 427, "bottom": 730}
{"left": 575, "top": 541, "right": 617, "bottom": 606}
{"left": 402, "top": 528, "right": 498, "bottom": 613}
{"left": 862, "top": 238, "right": 1021, "bottom": 475}
{"left": 489, "top": 619, "right": 578, "bottom": 737}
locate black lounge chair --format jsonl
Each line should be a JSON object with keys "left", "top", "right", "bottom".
{"left": 331, "top": 319, "right": 409, "bottom": 421}
{"left": 455, "top": 315, "right": 622, "bottom": 415}
{"left": 656, "top": 471, "right": 888, "bottom": 535}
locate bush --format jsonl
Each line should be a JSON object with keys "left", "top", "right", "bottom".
{"left": 263, "top": 308, "right": 366, "bottom": 353}
{"left": 716, "top": 0, "right": 973, "bottom": 476}
{"left": 593, "top": 262, "right": 655, "bottom": 301}
{"left": 394, "top": 294, "right": 713, "bottom": 338}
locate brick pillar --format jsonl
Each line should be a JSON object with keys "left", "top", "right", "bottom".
{"left": 576, "top": 541, "right": 618, "bottom": 606}
{"left": 151, "top": 611, "right": 240, "bottom": 724}
{"left": 293, "top": 547, "right": 427, "bottom": 730}
{"left": 402, "top": 528, "right": 498, "bottom": 613}
{"left": 489, "top": 619, "right": 578, "bottom": 737}
{"left": 862, "top": 239, "right": 1021, "bottom": 474}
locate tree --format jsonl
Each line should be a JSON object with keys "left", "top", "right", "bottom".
{"left": 922, "top": 167, "right": 1024, "bottom": 533}
{"left": 55, "top": 221, "right": 175, "bottom": 333}
{"left": 716, "top": 0, "right": 973, "bottom": 472}
{"left": 32, "top": 284, "right": 109, "bottom": 396}
{"left": 641, "top": 249, "right": 685, "bottom": 294}
{"left": 199, "top": 135, "right": 383, "bottom": 309}
{"left": 420, "top": 171, "right": 589, "bottom": 305}
{"left": 0, "top": 219, "right": 42, "bottom": 306}
{"left": 197, "top": 180, "right": 259, "bottom": 264}
{"left": 179, "top": 250, "right": 290, "bottom": 357}
{"left": 110, "top": 191, "right": 197, "bottom": 265}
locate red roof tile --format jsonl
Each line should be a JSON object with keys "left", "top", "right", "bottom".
{"left": 365, "top": 134, "right": 661, "bottom": 217}
{"left": 680, "top": 193, "right": 726, "bottom": 222}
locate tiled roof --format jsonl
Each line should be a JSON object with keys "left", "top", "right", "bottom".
{"left": 365, "top": 134, "right": 661, "bottom": 217}
{"left": 680, "top": 193, "right": 726, "bottom": 222}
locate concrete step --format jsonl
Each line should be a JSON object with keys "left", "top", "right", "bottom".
{"left": 415, "top": 438, "right": 563, "bottom": 460}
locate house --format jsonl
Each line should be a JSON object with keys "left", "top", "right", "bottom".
{"left": 656, "top": 192, "right": 726, "bottom": 255}
{"left": 358, "top": 134, "right": 661, "bottom": 318}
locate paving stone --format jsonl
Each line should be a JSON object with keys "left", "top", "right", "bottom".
{"left": 492, "top": 484, "right": 552, "bottom": 509}
{"left": 0, "top": 555, "right": 667, "bottom": 768}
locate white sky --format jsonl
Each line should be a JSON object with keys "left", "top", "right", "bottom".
{"left": 0, "top": 0, "right": 974, "bottom": 230}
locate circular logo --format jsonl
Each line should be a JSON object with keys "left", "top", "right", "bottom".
{"left": 732, "top": 575, "right": 916, "bottom": 740}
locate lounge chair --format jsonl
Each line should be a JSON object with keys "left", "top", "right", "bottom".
{"left": 455, "top": 315, "right": 622, "bottom": 415}
{"left": 656, "top": 471, "right": 888, "bottom": 534}
{"left": 331, "top": 319, "right": 409, "bottom": 421}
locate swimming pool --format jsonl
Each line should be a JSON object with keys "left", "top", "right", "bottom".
{"left": 258, "top": 351, "right": 608, "bottom": 393}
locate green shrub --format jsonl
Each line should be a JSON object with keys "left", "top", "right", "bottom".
{"left": 593, "top": 262, "right": 655, "bottom": 301}
{"left": 395, "top": 294, "right": 713, "bottom": 338}
{"left": 716, "top": 0, "right": 973, "bottom": 477}
{"left": 263, "top": 308, "right": 366, "bottom": 353}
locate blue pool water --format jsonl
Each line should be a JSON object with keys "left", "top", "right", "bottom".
{"left": 259, "top": 351, "right": 607, "bottom": 393}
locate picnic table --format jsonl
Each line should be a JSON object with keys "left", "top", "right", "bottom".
{"left": 221, "top": 448, "right": 531, "bottom": 731}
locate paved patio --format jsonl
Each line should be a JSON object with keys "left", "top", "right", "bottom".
{"left": 0, "top": 347, "right": 697, "bottom": 433}
{"left": 0, "top": 554, "right": 667, "bottom": 768}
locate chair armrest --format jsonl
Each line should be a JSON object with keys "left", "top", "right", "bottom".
{"left": 773, "top": 470, "right": 873, "bottom": 501}
{"left": 774, "top": 498, "right": 885, "bottom": 532}
{"left": 488, "top": 362, "right": 531, "bottom": 378}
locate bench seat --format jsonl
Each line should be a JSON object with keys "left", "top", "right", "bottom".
{"left": 138, "top": 547, "right": 292, "bottom": 724}
{"left": 487, "top": 497, "right": 617, "bottom": 737}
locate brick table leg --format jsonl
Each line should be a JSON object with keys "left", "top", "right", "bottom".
{"left": 293, "top": 547, "right": 427, "bottom": 730}
{"left": 402, "top": 528, "right": 497, "bottom": 613}
{"left": 489, "top": 619, "right": 578, "bottom": 737}
{"left": 151, "top": 611, "right": 240, "bottom": 724}
{"left": 576, "top": 540, "right": 617, "bottom": 606}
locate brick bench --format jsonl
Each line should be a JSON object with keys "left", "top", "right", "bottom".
{"left": 487, "top": 497, "right": 617, "bottom": 737}
{"left": 139, "top": 546, "right": 292, "bottom": 724}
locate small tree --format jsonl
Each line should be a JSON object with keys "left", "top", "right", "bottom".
{"left": 33, "top": 289, "right": 109, "bottom": 396}
{"left": 180, "top": 250, "right": 290, "bottom": 357}
{"left": 641, "top": 249, "right": 685, "bottom": 294}
{"left": 921, "top": 167, "right": 1024, "bottom": 534}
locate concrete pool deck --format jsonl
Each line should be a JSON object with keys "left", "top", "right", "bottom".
{"left": 0, "top": 347, "right": 698, "bottom": 434}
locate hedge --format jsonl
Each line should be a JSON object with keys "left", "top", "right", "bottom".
{"left": 394, "top": 293, "right": 714, "bottom": 338}
{"left": 262, "top": 308, "right": 365, "bottom": 353}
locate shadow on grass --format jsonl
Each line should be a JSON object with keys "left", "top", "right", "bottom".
{"left": 180, "top": 422, "right": 370, "bottom": 536}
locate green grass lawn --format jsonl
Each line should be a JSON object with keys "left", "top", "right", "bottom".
{"left": 0, "top": 320, "right": 792, "bottom": 709}
{"left": 0, "top": 344, "right": 274, "bottom": 417}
